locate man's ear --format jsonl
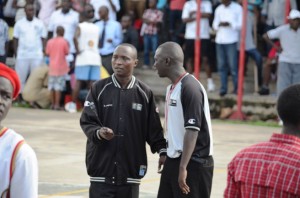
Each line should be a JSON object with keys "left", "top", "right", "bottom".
{"left": 134, "top": 59, "right": 138, "bottom": 67}
{"left": 166, "top": 57, "right": 171, "bottom": 65}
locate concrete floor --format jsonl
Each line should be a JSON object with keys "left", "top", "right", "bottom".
{"left": 3, "top": 108, "right": 280, "bottom": 197}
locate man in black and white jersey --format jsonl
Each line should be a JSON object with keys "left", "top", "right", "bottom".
{"left": 80, "top": 43, "right": 167, "bottom": 198}
{"left": 154, "top": 41, "right": 214, "bottom": 198}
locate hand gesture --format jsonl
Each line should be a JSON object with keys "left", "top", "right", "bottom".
{"left": 99, "top": 127, "right": 114, "bottom": 140}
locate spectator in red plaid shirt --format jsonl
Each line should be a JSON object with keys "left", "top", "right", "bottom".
{"left": 140, "top": 0, "right": 163, "bottom": 69}
{"left": 224, "top": 84, "right": 300, "bottom": 198}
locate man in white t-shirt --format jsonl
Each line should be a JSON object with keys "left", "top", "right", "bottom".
{"left": 13, "top": 3, "right": 47, "bottom": 101}
{"left": 90, "top": 0, "right": 120, "bottom": 21}
{"left": 0, "top": 63, "right": 38, "bottom": 198}
{"left": 263, "top": 9, "right": 300, "bottom": 96}
{"left": 182, "top": 0, "right": 215, "bottom": 92}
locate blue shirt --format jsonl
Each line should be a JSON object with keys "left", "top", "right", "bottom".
{"left": 95, "top": 19, "right": 123, "bottom": 56}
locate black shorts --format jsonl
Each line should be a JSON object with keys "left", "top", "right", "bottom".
{"left": 158, "top": 156, "right": 214, "bottom": 198}
{"left": 185, "top": 39, "right": 211, "bottom": 60}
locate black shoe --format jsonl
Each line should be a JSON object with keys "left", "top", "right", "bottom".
{"left": 259, "top": 87, "right": 270, "bottom": 95}
{"left": 219, "top": 91, "right": 227, "bottom": 97}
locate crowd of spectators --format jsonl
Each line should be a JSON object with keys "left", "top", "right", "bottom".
{"left": 0, "top": 0, "right": 299, "bottom": 111}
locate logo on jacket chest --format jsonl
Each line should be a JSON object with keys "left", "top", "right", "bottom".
{"left": 169, "top": 99, "right": 177, "bottom": 106}
{"left": 132, "top": 103, "right": 143, "bottom": 111}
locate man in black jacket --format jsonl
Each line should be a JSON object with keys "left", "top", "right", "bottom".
{"left": 80, "top": 43, "right": 167, "bottom": 198}
{"left": 121, "top": 14, "right": 139, "bottom": 50}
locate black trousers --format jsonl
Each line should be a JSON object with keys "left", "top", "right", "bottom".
{"left": 157, "top": 156, "right": 214, "bottom": 198}
{"left": 89, "top": 182, "right": 139, "bottom": 198}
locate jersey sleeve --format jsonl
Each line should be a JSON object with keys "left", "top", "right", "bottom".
{"left": 181, "top": 80, "right": 204, "bottom": 132}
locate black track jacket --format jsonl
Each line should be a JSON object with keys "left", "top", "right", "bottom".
{"left": 80, "top": 74, "right": 167, "bottom": 185}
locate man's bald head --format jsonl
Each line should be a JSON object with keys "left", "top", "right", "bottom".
{"left": 116, "top": 43, "right": 138, "bottom": 59}
{"left": 157, "top": 42, "right": 184, "bottom": 65}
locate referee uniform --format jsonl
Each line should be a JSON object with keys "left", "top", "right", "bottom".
{"left": 158, "top": 73, "right": 214, "bottom": 198}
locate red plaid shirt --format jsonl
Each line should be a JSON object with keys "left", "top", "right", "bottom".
{"left": 224, "top": 133, "right": 300, "bottom": 198}
{"left": 141, "top": 9, "right": 163, "bottom": 35}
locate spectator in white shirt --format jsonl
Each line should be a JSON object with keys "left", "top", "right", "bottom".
{"left": 13, "top": 3, "right": 47, "bottom": 101}
{"left": 212, "top": 0, "right": 242, "bottom": 96}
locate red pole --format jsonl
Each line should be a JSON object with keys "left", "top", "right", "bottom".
{"left": 194, "top": 0, "right": 202, "bottom": 79}
{"left": 229, "top": 0, "right": 247, "bottom": 120}
{"left": 285, "top": 0, "right": 291, "bottom": 24}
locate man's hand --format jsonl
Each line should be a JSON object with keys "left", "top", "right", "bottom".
{"left": 219, "top": 22, "right": 230, "bottom": 27}
{"left": 99, "top": 127, "right": 114, "bottom": 140}
{"left": 157, "top": 155, "right": 166, "bottom": 173}
{"left": 178, "top": 167, "right": 190, "bottom": 194}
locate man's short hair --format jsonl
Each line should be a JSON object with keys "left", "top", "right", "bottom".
{"left": 277, "top": 84, "right": 300, "bottom": 126}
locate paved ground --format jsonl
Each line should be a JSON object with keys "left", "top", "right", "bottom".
{"left": 3, "top": 107, "right": 280, "bottom": 198}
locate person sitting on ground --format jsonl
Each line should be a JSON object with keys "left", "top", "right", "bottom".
{"left": 0, "top": 63, "right": 38, "bottom": 198}
{"left": 46, "top": 26, "right": 69, "bottom": 110}
{"left": 224, "top": 83, "right": 300, "bottom": 197}
{"left": 22, "top": 64, "right": 51, "bottom": 109}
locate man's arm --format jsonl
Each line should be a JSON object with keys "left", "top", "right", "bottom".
{"left": 73, "top": 26, "right": 81, "bottom": 55}
{"left": 178, "top": 128, "right": 198, "bottom": 194}
{"left": 263, "top": 33, "right": 282, "bottom": 53}
{"left": 108, "top": 0, "right": 117, "bottom": 12}
{"left": 80, "top": 82, "right": 115, "bottom": 143}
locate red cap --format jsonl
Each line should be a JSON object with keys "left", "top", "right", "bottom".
{"left": 0, "top": 63, "right": 21, "bottom": 100}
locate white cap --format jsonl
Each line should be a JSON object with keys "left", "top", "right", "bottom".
{"left": 287, "top": 9, "right": 300, "bottom": 20}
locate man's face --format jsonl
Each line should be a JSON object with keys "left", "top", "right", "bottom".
{"left": 0, "top": 77, "right": 13, "bottom": 124}
{"left": 25, "top": 5, "right": 34, "bottom": 20}
{"left": 84, "top": 5, "right": 95, "bottom": 19}
{"left": 61, "top": 0, "right": 71, "bottom": 13}
{"left": 221, "top": 0, "right": 231, "bottom": 5}
{"left": 99, "top": 6, "right": 108, "bottom": 20}
{"left": 153, "top": 48, "right": 168, "bottom": 78}
{"left": 121, "top": 16, "right": 131, "bottom": 29}
{"left": 112, "top": 46, "right": 137, "bottom": 78}
{"left": 290, "top": 18, "right": 300, "bottom": 29}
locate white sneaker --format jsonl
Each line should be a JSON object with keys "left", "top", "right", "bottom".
{"left": 207, "top": 80, "right": 215, "bottom": 92}
{"left": 65, "top": 102, "right": 77, "bottom": 113}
